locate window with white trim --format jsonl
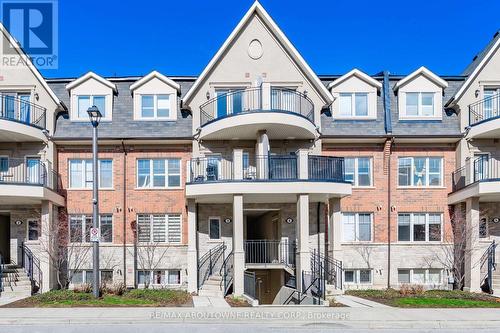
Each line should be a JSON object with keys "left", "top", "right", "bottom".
{"left": 398, "top": 157, "right": 442, "bottom": 187}
{"left": 0, "top": 156, "right": 8, "bottom": 172}
{"left": 344, "top": 269, "right": 372, "bottom": 284}
{"left": 342, "top": 213, "right": 372, "bottom": 242}
{"left": 209, "top": 217, "right": 221, "bottom": 240}
{"left": 69, "top": 214, "right": 113, "bottom": 243}
{"left": 137, "top": 159, "right": 181, "bottom": 188}
{"left": 75, "top": 95, "right": 107, "bottom": 120}
{"left": 344, "top": 157, "right": 372, "bottom": 187}
{"left": 27, "top": 219, "right": 39, "bottom": 241}
{"left": 69, "top": 159, "right": 113, "bottom": 189}
{"left": 137, "top": 269, "right": 181, "bottom": 286}
{"left": 136, "top": 214, "right": 182, "bottom": 243}
{"left": 403, "top": 92, "right": 435, "bottom": 118}
{"left": 139, "top": 94, "right": 173, "bottom": 119}
{"left": 397, "top": 213, "right": 442, "bottom": 242}
{"left": 70, "top": 270, "right": 113, "bottom": 285}
{"left": 339, "top": 93, "right": 368, "bottom": 117}
{"left": 398, "top": 268, "right": 443, "bottom": 285}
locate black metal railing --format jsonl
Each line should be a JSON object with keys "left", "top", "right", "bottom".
{"left": 20, "top": 243, "right": 42, "bottom": 294}
{"left": 452, "top": 156, "right": 500, "bottom": 191}
{"left": 0, "top": 158, "right": 60, "bottom": 191}
{"left": 244, "top": 270, "right": 256, "bottom": 299}
{"left": 220, "top": 252, "right": 234, "bottom": 296}
{"left": 250, "top": 155, "right": 298, "bottom": 181}
{"left": 308, "top": 155, "right": 345, "bottom": 182}
{"left": 0, "top": 94, "right": 46, "bottom": 129}
{"left": 199, "top": 87, "right": 314, "bottom": 127}
{"left": 481, "top": 240, "right": 497, "bottom": 294}
{"left": 244, "top": 239, "right": 295, "bottom": 267}
{"left": 469, "top": 93, "right": 500, "bottom": 126}
{"left": 311, "top": 249, "right": 343, "bottom": 290}
{"left": 0, "top": 253, "right": 4, "bottom": 292}
{"left": 197, "top": 243, "right": 226, "bottom": 290}
{"left": 189, "top": 156, "right": 234, "bottom": 183}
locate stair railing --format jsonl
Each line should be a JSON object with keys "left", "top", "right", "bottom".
{"left": 197, "top": 242, "right": 226, "bottom": 290}
{"left": 480, "top": 240, "right": 497, "bottom": 293}
{"left": 0, "top": 254, "right": 4, "bottom": 292}
{"left": 312, "top": 250, "right": 343, "bottom": 290}
{"left": 220, "top": 252, "right": 234, "bottom": 296}
{"left": 20, "top": 243, "right": 42, "bottom": 294}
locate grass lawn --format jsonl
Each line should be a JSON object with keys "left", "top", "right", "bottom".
{"left": 2, "top": 289, "right": 193, "bottom": 308}
{"left": 346, "top": 289, "right": 500, "bottom": 308}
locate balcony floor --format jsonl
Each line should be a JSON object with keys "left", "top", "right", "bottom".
{"left": 449, "top": 180, "right": 500, "bottom": 204}
{"left": 0, "top": 184, "right": 65, "bottom": 206}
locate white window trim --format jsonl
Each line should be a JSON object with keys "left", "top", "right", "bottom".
{"left": 68, "top": 214, "right": 113, "bottom": 244}
{"left": 69, "top": 269, "right": 114, "bottom": 286}
{"left": 398, "top": 268, "right": 444, "bottom": 286}
{"left": 208, "top": 216, "right": 221, "bottom": 240}
{"left": 397, "top": 157, "right": 443, "bottom": 188}
{"left": 0, "top": 155, "right": 9, "bottom": 173}
{"left": 68, "top": 159, "right": 114, "bottom": 190}
{"left": 26, "top": 218, "right": 40, "bottom": 242}
{"left": 345, "top": 157, "right": 373, "bottom": 187}
{"left": 136, "top": 269, "right": 182, "bottom": 287}
{"left": 341, "top": 212, "right": 373, "bottom": 243}
{"left": 72, "top": 94, "right": 112, "bottom": 122}
{"left": 343, "top": 269, "right": 373, "bottom": 285}
{"left": 337, "top": 92, "right": 374, "bottom": 119}
{"left": 136, "top": 214, "right": 182, "bottom": 244}
{"left": 400, "top": 92, "right": 440, "bottom": 120}
{"left": 137, "top": 94, "right": 176, "bottom": 121}
{"left": 397, "top": 213, "right": 443, "bottom": 243}
{"left": 136, "top": 158, "right": 182, "bottom": 189}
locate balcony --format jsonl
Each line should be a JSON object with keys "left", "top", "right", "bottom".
{"left": 449, "top": 156, "right": 500, "bottom": 204}
{"left": 0, "top": 94, "right": 47, "bottom": 142}
{"left": 186, "top": 153, "right": 351, "bottom": 203}
{"left": 244, "top": 240, "right": 295, "bottom": 270}
{"left": 0, "top": 158, "right": 64, "bottom": 206}
{"left": 467, "top": 93, "right": 500, "bottom": 139}
{"left": 198, "top": 87, "right": 318, "bottom": 140}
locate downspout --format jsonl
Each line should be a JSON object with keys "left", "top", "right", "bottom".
{"left": 383, "top": 71, "right": 393, "bottom": 289}
{"left": 196, "top": 202, "right": 199, "bottom": 291}
{"left": 121, "top": 140, "right": 127, "bottom": 287}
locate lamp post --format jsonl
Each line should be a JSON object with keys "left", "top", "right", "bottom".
{"left": 88, "top": 105, "right": 102, "bottom": 298}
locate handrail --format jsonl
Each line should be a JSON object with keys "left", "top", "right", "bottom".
{"left": 469, "top": 92, "right": 500, "bottom": 126}
{"left": 197, "top": 243, "right": 226, "bottom": 290}
{"left": 243, "top": 270, "right": 256, "bottom": 299}
{"left": 199, "top": 87, "right": 315, "bottom": 127}
{"left": 244, "top": 239, "right": 295, "bottom": 267}
{"left": 308, "top": 155, "right": 345, "bottom": 182}
{"left": 452, "top": 155, "right": 500, "bottom": 191}
{"left": 0, "top": 158, "right": 61, "bottom": 192}
{"left": 219, "top": 252, "right": 234, "bottom": 296}
{"left": 20, "top": 242, "right": 42, "bottom": 294}
{"left": 0, "top": 253, "right": 3, "bottom": 292}
{"left": 0, "top": 94, "right": 46, "bottom": 129}
{"left": 480, "top": 240, "right": 497, "bottom": 294}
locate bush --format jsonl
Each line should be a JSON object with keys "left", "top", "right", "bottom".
{"left": 74, "top": 283, "right": 92, "bottom": 294}
{"left": 399, "top": 284, "right": 425, "bottom": 296}
{"left": 108, "top": 282, "right": 127, "bottom": 296}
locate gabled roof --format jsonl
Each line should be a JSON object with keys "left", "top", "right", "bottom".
{"left": 393, "top": 66, "right": 448, "bottom": 91}
{"left": 327, "top": 69, "right": 382, "bottom": 90}
{"left": 182, "top": 1, "right": 333, "bottom": 105}
{"left": 0, "top": 23, "right": 64, "bottom": 110}
{"left": 65, "top": 71, "right": 117, "bottom": 92}
{"left": 130, "top": 70, "right": 181, "bottom": 92}
{"left": 446, "top": 31, "right": 500, "bottom": 107}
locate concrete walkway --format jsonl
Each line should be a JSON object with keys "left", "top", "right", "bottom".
{"left": 192, "top": 296, "right": 230, "bottom": 308}
{"left": 334, "top": 295, "right": 391, "bottom": 308}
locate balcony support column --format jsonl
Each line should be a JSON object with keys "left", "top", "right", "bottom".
{"left": 233, "top": 149, "right": 243, "bottom": 180}
{"left": 296, "top": 194, "right": 310, "bottom": 292}
{"left": 187, "top": 199, "right": 198, "bottom": 293}
{"left": 39, "top": 200, "right": 55, "bottom": 292}
{"left": 328, "top": 198, "right": 342, "bottom": 262}
{"left": 261, "top": 82, "right": 271, "bottom": 110}
{"left": 233, "top": 194, "right": 245, "bottom": 296}
{"left": 464, "top": 197, "right": 481, "bottom": 292}
{"left": 297, "top": 149, "right": 309, "bottom": 180}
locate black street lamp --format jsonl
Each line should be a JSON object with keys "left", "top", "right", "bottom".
{"left": 87, "top": 105, "right": 102, "bottom": 298}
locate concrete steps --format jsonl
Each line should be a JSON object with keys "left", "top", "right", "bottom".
{"left": 1, "top": 265, "right": 32, "bottom": 299}
{"left": 198, "top": 275, "right": 225, "bottom": 298}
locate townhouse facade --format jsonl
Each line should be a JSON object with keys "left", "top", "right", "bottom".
{"left": 0, "top": 2, "right": 498, "bottom": 304}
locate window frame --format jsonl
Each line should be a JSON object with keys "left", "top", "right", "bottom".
{"left": 70, "top": 269, "right": 114, "bottom": 285}
{"left": 397, "top": 213, "right": 443, "bottom": 243}
{"left": 341, "top": 212, "right": 373, "bottom": 242}
{"left": 338, "top": 92, "right": 370, "bottom": 118}
{"left": 344, "top": 157, "right": 373, "bottom": 187}
{"left": 73, "top": 94, "right": 110, "bottom": 121}
{"left": 26, "top": 218, "right": 40, "bottom": 241}
{"left": 138, "top": 94, "right": 175, "bottom": 120}
{"left": 397, "top": 157, "right": 443, "bottom": 188}
{"left": 397, "top": 268, "right": 443, "bottom": 286}
{"left": 68, "top": 214, "right": 114, "bottom": 244}
{"left": 0, "top": 155, "right": 9, "bottom": 173}
{"left": 136, "top": 269, "right": 181, "bottom": 287}
{"left": 343, "top": 269, "right": 373, "bottom": 285}
{"left": 68, "top": 159, "right": 114, "bottom": 190}
{"left": 401, "top": 92, "right": 438, "bottom": 119}
{"left": 208, "top": 216, "right": 221, "bottom": 240}
{"left": 136, "top": 213, "right": 182, "bottom": 244}
{"left": 136, "top": 158, "right": 182, "bottom": 189}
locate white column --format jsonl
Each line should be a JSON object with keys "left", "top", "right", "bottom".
{"left": 233, "top": 194, "right": 245, "bottom": 296}
{"left": 296, "top": 149, "right": 309, "bottom": 180}
{"left": 40, "top": 200, "right": 53, "bottom": 292}
{"left": 328, "top": 198, "right": 342, "bottom": 262}
{"left": 464, "top": 197, "right": 481, "bottom": 292}
{"left": 261, "top": 82, "right": 271, "bottom": 110}
{"left": 296, "top": 194, "right": 310, "bottom": 292}
{"left": 256, "top": 131, "right": 270, "bottom": 179}
{"left": 233, "top": 149, "right": 243, "bottom": 180}
{"left": 187, "top": 199, "right": 198, "bottom": 293}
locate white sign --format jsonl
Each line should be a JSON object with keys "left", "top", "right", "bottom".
{"left": 90, "top": 227, "right": 100, "bottom": 242}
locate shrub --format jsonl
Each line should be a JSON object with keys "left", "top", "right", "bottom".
{"left": 74, "top": 283, "right": 92, "bottom": 294}
{"left": 399, "top": 284, "right": 424, "bottom": 296}
{"left": 109, "top": 282, "right": 127, "bottom": 296}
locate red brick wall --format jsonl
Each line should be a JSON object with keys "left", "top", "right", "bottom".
{"left": 57, "top": 144, "right": 192, "bottom": 244}
{"left": 322, "top": 141, "right": 455, "bottom": 243}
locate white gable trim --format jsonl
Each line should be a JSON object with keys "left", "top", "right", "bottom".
{"left": 328, "top": 69, "right": 382, "bottom": 90}
{"left": 130, "top": 70, "right": 180, "bottom": 92}
{"left": 394, "top": 66, "right": 448, "bottom": 91}
{"left": 66, "top": 71, "right": 117, "bottom": 92}
{"left": 0, "top": 23, "right": 64, "bottom": 109}
{"left": 182, "top": 1, "right": 333, "bottom": 105}
{"left": 447, "top": 37, "right": 500, "bottom": 106}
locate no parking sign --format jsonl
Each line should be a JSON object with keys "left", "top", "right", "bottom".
{"left": 90, "top": 227, "right": 100, "bottom": 242}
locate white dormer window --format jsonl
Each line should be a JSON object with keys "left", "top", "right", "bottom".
{"left": 140, "top": 94, "right": 173, "bottom": 119}
{"left": 405, "top": 92, "right": 434, "bottom": 117}
{"left": 339, "top": 93, "right": 368, "bottom": 117}
{"left": 77, "top": 95, "right": 106, "bottom": 120}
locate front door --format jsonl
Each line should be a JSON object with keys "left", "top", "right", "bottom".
{"left": 0, "top": 214, "right": 10, "bottom": 263}
{"left": 26, "top": 157, "right": 43, "bottom": 184}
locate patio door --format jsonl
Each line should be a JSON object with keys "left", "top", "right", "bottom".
{"left": 1, "top": 93, "right": 16, "bottom": 120}
{"left": 215, "top": 89, "right": 244, "bottom": 119}
{"left": 483, "top": 88, "right": 500, "bottom": 120}
{"left": 19, "top": 94, "right": 31, "bottom": 124}
{"left": 473, "top": 153, "right": 489, "bottom": 182}
{"left": 26, "top": 157, "right": 42, "bottom": 185}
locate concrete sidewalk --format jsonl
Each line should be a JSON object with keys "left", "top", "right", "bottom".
{"left": 334, "top": 295, "right": 391, "bottom": 308}
{"left": 1, "top": 307, "right": 500, "bottom": 329}
{"left": 192, "top": 296, "right": 230, "bottom": 308}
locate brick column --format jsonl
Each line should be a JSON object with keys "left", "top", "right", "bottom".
{"left": 296, "top": 194, "right": 310, "bottom": 292}
{"left": 187, "top": 199, "right": 198, "bottom": 293}
{"left": 233, "top": 194, "right": 244, "bottom": 296}
{"left": 464, "top": 197, "right": 481, "bottom": 292}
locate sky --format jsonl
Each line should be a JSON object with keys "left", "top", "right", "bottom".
{"left": 34, "top": 0, "right": 500, "bottom": 78}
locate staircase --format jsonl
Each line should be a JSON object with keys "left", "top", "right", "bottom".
{"left": 0, "top": 264, "right": 33, "bottom": 302}
{"left": 198, "top": 274, "right": 225, "bottom": 297}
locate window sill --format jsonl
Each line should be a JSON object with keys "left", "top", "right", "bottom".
{"left": 133, "top": 118, "right": 177, "bottom": 122}
{"left": 134, "top": 187, "right": 184, "bottom": 191}
{"left": 69, "top": 119, "right": 113, "bottom": 123}
{"left": 67, "top": 188, "right": 115, "bottom": 191}
{"left": 395, "top": 241, "right": 444, "bottom": 245}
{"left": 352, "top": 186, "right": 375, "bottom": 190}
{"left": 207, "top": 239, "right": 223, "bottom": 244}
{"left": 333, "top": 116, "right": 377, "bottom": 121}
{"left": 341, "top": 241, "right": 373, "bottom": 245}
{"left": 397, "top": 186, "right": 446, "bottom": 190}
{"left": 398, "top": 116, "right": 442, "bottom": 121}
